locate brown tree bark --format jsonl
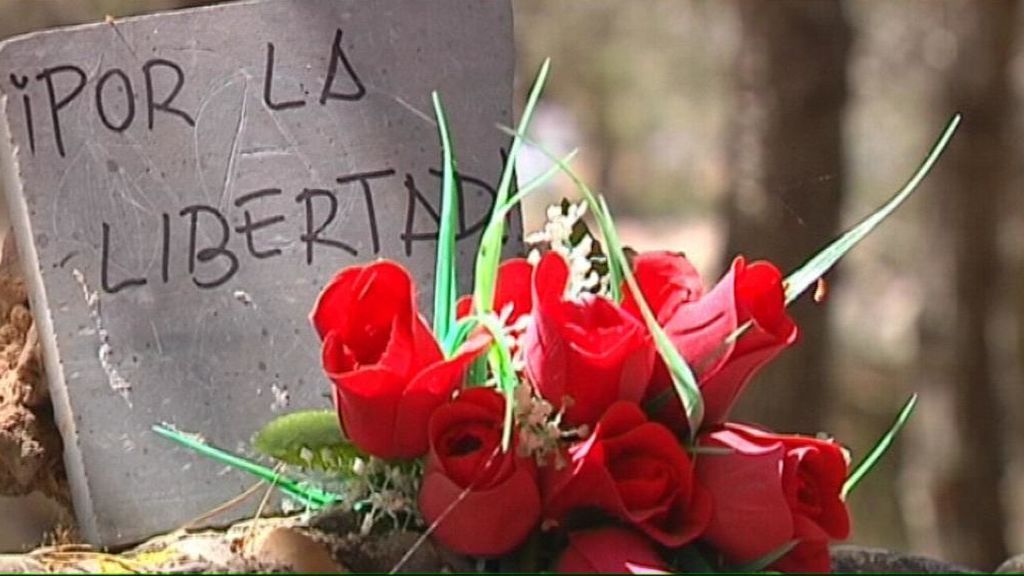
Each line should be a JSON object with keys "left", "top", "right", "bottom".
{"left": 935, "top": 0, "right": 1017, "bottom": 568}
{"left": 724, "top": 1, "right": 851, "bottom": 434}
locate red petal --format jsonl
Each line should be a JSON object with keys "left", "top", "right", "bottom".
{"left": 557, "top": 527, "right": 669, "bottom": 573}
{"left": 697, "top": 426, "right": 795, "bottom": 564}
{"left": 772, "top": 516, "right": 833, "bottom": 573}
{"left": 657, "top": 258, "right": 741, "bottom": 378}
{"left": 735, "top": 260, "right": 795, "bottom": 340}
{"left": 329, "top": 366, "right": 406, "bottom": 459}
{"left": 622, "top": 251, "right": 704, "bottom": 322}
{"left": 310, "top": 266, "right": 364, "bottom": 340}
{"left": 455, "top": 295, "right": 473, "bottom": 319}
{"left": 698, "top": 325, "right": 797, "bottom": 426}
{"left": 494, "top": 258, "right": 535, "bottom": 323}
{"left": 419, "top": 461, "right": 540, "bottom": 557}
{"left": 534, "top": 251, "right": 570, "bottom": 304}
{"left": 396, "top": 341, "right": 491, "bottom": 460}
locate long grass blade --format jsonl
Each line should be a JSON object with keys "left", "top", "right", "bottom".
{"left": 458, "top": 314, "right": 520, "bottom": 452}
{"left": 784, "top": 115, "right": 961, "bottom": 304}
{"left": 842, "top": 393, "right": 918, "bottom": 499}
{"left": 152, "top": 424, "right": 340, "bottom": 508}
{"left": 432, "top": 92, "right": 459, "bottom": 349}
{"left": 597, "top": 195, "right": 704, "bottom": 434}
{"left": 473, "top": 58, "right": 550, "bottom": 315}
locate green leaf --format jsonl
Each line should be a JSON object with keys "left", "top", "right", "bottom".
{"left": 461, "top": 314, "right": 520, "bottom": 452}
{"left": 473, "top": 58, "right": 550, "bottom": 315}
{"left": 499, "top": 126, "right": 705, "bottom": 437}
{"left": 460, "top": 59, "right": 551, "bottom": 439}
{"left": 252, "top": 409, "right": 361, "bottom": 471}
{"left": 152, "top": 424, "right": 341, "bottom": 508}
{"left": 731, "top": 540, "right": 798, "bottom": 573}
{"left": 784, "top": 114, "right": 961, "bottom": 305}
{"left": 432, "top": 92, "right": 460, "bottom": 351}
{"left": 842, "top": 393, "right": 918, "bottom": 499}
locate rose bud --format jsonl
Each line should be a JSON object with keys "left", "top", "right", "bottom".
{"left": 625, "top": 254, "right": 797, "bottom": 432}
{"left": 312, "top": 260, "right": 487, "bottom": 460}
{"left": 456, "top": 258, "right": 534, "bottom": 324}
{"left": 556, "top": 527, "right": 670, "bottom": 574}
{"left": 419, "top": 387, "right": 541, "bottom": 557}
{"left": 696, "top": 423, "right": 851, "bottom": 573}
{"left": 622, "top": 251, "right": 705, "bottom": 323}
{"left": 543, "top": 402, "right": 712, "bottom": 547}
{"left": 525, "top": 252, "right": 655, "bottom": 427}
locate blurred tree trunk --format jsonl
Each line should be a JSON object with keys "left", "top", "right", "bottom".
{"left": 724, "top": 1, "right": 851, "bottom": 434}
{"left": 935, "top": 0, "right": 1017, "bottom": 568}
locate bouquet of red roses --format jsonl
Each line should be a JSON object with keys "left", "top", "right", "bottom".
{"left": 157, "top": 61, "right": 958, "bottom": 573}
{"left": 313, "top": 240, "right": 847, "bottom": 572}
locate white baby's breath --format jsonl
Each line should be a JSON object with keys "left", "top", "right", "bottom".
{"left": 527, "top": 200, "right": 610, "bottom": 298}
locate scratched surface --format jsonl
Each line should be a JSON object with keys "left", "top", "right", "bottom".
{"left": 0, "top": 0, "right": 515, "bottom": 545}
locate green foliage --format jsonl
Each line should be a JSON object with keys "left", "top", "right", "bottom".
{"left": 152, "top": 424, "right": 341, "bottom": 509}
{"left": 784, "top": 115, "right": 961, "bottom": 305}
{"left": 472, "top": 58, "right": 550, "bottom": 315}
{"left": 842, "top": 394, "right": 919, "bottom": 499}
{"left": 499, "top": 126, "right": 705, "bottom": 437}
{"left": 432, "top": 92, "right": 460, "bottom": 351}
{"left": 462, "top": 58, "right": 552, "bottom": 450}
{"left": 252, "top": 409, "right": 361, "bottom": 472}
{"left": 461, "top": 313, "right": 520, "bottom": 453}
{"left": 596, "top": 194, "right": 705, "bottom": 435}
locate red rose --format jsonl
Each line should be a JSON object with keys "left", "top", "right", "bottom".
{"left": 622, "top": 251, "right": 704, "bottom": 322}
{"left": 556, "top": 527, "right": 670, "bottom": 574}
{"left": 456, "top": 258, "right": 534, "bottom": 324}
{"left": 696, "top": 423, "right": 850, "bottom": 573}
{"left": 312, "top": 260, "right": 487, "bottom": 459}
{"left": 626, "top": 254, "right": 797, "bottom": 431}
{"left": 525, "top": 252, "right": 655, "bottom": 427}
{"left": 543, "top": 402, "right": 712, "bottom": 547}
{"left": 418, "top": 387, "right": 541, "bottom": 557}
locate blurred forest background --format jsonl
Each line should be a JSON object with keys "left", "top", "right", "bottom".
{"left": 1, "top": 0, "right": 1022, "bottom": 570}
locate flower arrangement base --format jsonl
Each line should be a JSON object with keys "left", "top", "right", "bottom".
{"left": 0, "top": 513, "right": 985, "bottom": 574}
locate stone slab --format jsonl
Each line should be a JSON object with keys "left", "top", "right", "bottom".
{"left": 0, "top": 0, "right": 516, "bottom": 546}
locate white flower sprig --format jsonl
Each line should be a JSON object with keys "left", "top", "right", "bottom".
{"left": 344, "top": 457, "right": 423, "bottom": 535}
{"left": 514, "top": 384, "right": 589, "bottom": 470}
{"left": 526, "top": 201, "right": 609, "bottom": 299}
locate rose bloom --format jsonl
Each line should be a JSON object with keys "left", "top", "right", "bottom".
{"left": 556, "top": 527, "right": 670, "bottom": 574}
{"left": 696, "top": 423, "right": 851, "bottom": 572}
{"left": 418, "top": 387, "right": 541, "bottom": 557}
{"left": 312, "top": 260, "right": 487, "bottom": 459}
{"left": 543, "top": 402, "right": 712, "bottom": 547}
{"left": 623, "top": 252, "right": 797, "bottom": 432}
{"left": 525, "top": 252, "right": 655, "bottom": 427}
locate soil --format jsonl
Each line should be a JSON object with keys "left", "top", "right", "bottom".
{"left": 0, "top": 232, "right": 68, "bottom": 506}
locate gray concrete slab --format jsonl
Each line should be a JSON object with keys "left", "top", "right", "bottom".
{"left": 0, "top": 0, "right": 515, "bottom": 546}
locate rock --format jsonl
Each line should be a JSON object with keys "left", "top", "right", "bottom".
{"left": 996, "top": 554, "right": 1024, "bottom": 573}
{"left": 246, "top": 526, "right": 344, "bottom": 572}
{"left": 831, "top": 545, "right": 979, "bottom": 573}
